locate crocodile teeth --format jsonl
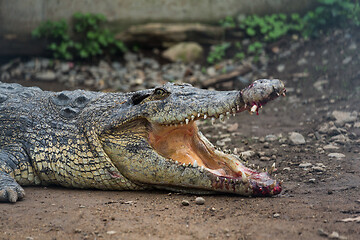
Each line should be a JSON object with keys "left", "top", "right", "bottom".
{"left": 211, "top": 117, "right": 216, "bottom": 125}
{"left": 185, "top": 118, "right": 189, "bottom": 124}
{"left": 193, "top": 160, "right": 198, "bottom": 168}
{"left": 197, "top": 113, "right": 201, "bottom": 118}
{"left": 237, "top": 105, "right": 240, "bottom": 111}
{"left": 250, "top": 105, "right": 257, "bottom": 113}
{"left": 175, "top": 161, "right": 179, "bottom": 164}
{"left": 268, "top": 163, "right": 276, "bottom": 174}
{"left": 199, "top": 166, "right": 204, "bottom": 172}
{"left": 241, "top": 172, "right": 248, "bottom": 183}
{"left": 226, "top": 112, "right": 230, "bottom": 119}
{"left": 203, "top": 114, "right": 207, "bottom": 120}
{"left": 282, "top": 92, "right": 286, "bottom": 97}
{"left": 182, "top": 163, "right": 186, "bottom": 167}
{"left": 216, "top": 177, "right": 220, "bottom": 182}
{"left": 219, "top": 114, "right": 224, "bottom": 122}
{"left": 191, "top": 115, "right": 195, "bottom": 121}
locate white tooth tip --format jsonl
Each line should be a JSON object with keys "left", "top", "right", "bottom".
{"left": 185, "top": 119, "right": 189, "bottom": 124}
{"left": 197, "top": 113, "right": 201, "bottom": 118}
{"left": 250, "top": 105, "right": 257, "bottom": 113}
{"left": 193, "top": 160, "right": 198, "bottom": 168}
{"left": 191, "top": 115, "right": 195, "bottom": 120}
{"left": 211, "top": 117, "right": 216, "bottom": 124}
{"left": 241, "top": 172, "right": 248, "bottom": 183}
{"left": 204, "top": 114, "right": 207, "bottom": 119}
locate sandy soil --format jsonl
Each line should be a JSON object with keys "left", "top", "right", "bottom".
{"left": 1, "top": 28, "right": 360, "bottom": 240}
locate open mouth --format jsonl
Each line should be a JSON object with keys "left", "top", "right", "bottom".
{"left": 147, "top": 90, "right": 285, "bottom": 196}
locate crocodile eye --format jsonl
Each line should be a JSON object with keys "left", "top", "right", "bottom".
{"left": 154, "top": 88, "right": 166, "bottom": 95}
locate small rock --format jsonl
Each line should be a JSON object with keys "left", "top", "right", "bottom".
{"left": 283, "top": 167, "right": 291, "bottom": 171}
{"left": 25, "top": 237, "right": 34, "bottom": 240}
{"left": 181, "top": 199, "right": 190, "bottom": 206}
{"left": 206, "top": 67, "right": 217, "bottom": 76}
{"left": 162, "top": 42, "right": 204, "bottom": 63}
{"left": 328, "top": 231, "right": 340, "bottom": 239}
{"left": 327, "top": 126, "right": 341, "bottom": 136}
{"left": 348, "top": 42, "right": 357, "bottom": 50}
{"left": 330, "top": 134, "right": 350, "bottom": 145}
{"left": 342, "top": 56, "right": 352, "bottom": 65}
{"left": 289, "top": 132, "right": 306, "bottom": 145}
{"left": 273, "top": 213, "right": 280, "bottom": 218}
{"left": 277, "top": 64, "right": 285, "bottom": 72}
{"left": 328, "top": 153, "right": 345, "bottom": 159}
{"left": 260, "top": 156, "right": 271, "bottom": 161}
{"left": 323, "top": 144, "right": 340, "bottom": 151}
{"left": 35, "top": 71, "right": 56, "bottom": 81}
{"left": 106, "top": 230, "right": 117, "bottom": 235}
{"left": 240, "top": 150, "right": 256, "bottom": 160}
{"left": 312, "top": 166, "right": 325, "bottom": 172}
{"left": 299, "top": 163, "right": 312, "bottom": 168}
{"left": 313, "top": 79, "right": 329, "bottom": 92}
{"left": 265, "top": 134, "right": 277, "bottom": 142}
{"left": 332, "top": 111, "right": 358, "bottom": 126}
{"left": 297, "top": 58, "right": 307, "bottom": 66}
{"left": 308, "top": 178, "right": 316, "bottom": 183}
{"left": 195, "top": 197, "right": 205, "bottom": 205}
{"left": 124, "top": 52, "right": 138, "bottom": 62}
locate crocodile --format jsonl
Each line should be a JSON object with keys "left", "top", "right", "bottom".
{"left": 0, "top": 79, "right": 285, "bottom": 203}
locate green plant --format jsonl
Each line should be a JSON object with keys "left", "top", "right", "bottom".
{"left": 219, "top": 16, "right": 236, "bottom": 28}
{"left": 207, "top": 42, "right": 231, "bottom": 64}
{"left": 32, "top": 12, "right": 127, "bottom": 60}
{"left": 302, "top": 0, "right": 360, "bottom": 37}
{"left": 238, "top": 13, "right": 304, "bottom": 42}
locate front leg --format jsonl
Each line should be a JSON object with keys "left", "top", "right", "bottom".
{"left": 0, "top": 171, "right": 25, "bottom": 203}
{"left": 0, "top": 147, "right": 29, "bottom": 203}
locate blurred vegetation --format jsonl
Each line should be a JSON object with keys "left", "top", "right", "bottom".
{"left": 208, "top": 0, "right": 360, "bottom": 64}
{"left": 32, "top": 12, "right": 127, "bottom": 60}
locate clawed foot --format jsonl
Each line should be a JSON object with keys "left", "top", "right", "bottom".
{"left": 0, "top": 173, "right": 25, "bottom": 203}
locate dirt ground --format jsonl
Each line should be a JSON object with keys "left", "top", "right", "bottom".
{"left": 1, "top": 28, "right": 360, "bottom": 240}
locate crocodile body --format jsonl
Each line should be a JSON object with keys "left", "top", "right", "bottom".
{"left": 0, "top": 79, "right": 285, "bottom": 202}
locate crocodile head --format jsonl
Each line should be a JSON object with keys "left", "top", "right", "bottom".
{"left": 99, "top": 79, "right": 286, "bottom": 196}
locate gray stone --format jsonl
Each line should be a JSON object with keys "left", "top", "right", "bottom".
{"left": 323, "top": 144, "right": 340, "bottom": 151}
{"left": 289, "top": 132, "right": 306, "bottom": 145}
{"left": 124, "top": 52, "right": 138, "bottom": 62}
{"left": 328, "top": 153, "right": 345, "bottom": 159}
{"left": 342, "top": 56, "right": 352, "bottom": 65}
{"left": 276, "top": 64, "right": 285, "bottom": 72}
{"left": 195, "top": 197, "right": 205, "bottom": 205}
{"left": 162, "top": 42, "right": 204, "bottom": 63}
{"left": 313, "top": 79, "right": 329, "bottom": 92}
{"left": 35, "top": 71, "right": 56, "bottom": 81}
{"left": 299, "top": 163, "right": 312, "bottom": 168}
{"left": 181, "top": 199, "right": 190, "bottom": 206}
{"left": 330, "top": 134, "right": 350, "bottom": 145}
{"left": 206, "top": 67, "right": 216, "bottom": 76}
{"left": 265, "top": 134, "right": 277, "bottom": 142}
{"left": 297, "top": 58, "right": 307, "bottom": 66}
{"left": 240, "top": 150, "right": 256, "bottom": 160}
{"left": 332, "top": 111, "right": 358, "bottom": 126}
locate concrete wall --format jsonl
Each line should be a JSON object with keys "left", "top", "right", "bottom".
{"left": 0, "top": 0, "right": 315, "bottom": 37}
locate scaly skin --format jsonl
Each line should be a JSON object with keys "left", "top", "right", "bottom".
{"left": 0, "top": 79, "right": 285, "bottom": 202}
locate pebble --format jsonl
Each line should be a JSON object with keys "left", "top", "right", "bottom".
{"left": 276, "top": 64, "right": 285, "bottom": 72}
{"left": 313, "top": 79, "right": 329, "bottom": 92}
{"left": 265, "top": 134, "right": 277, "bottom": 142}
{"left": 312, "top": 166, "right": 325, "bottom": 172}
{"left": 273, "top": 213, "right": 280, "bottom": 218}
{"left": 240, "top": 150, "right": 256, "bottom": 160}
{"left": 342, "top": 56, "right": 352, "bottom": 65}
{"left": 297, "top": 58, "right": 307, "bottom": 66}
{"left": 288, "top": 132, "right": 306, "bottom": 145}
{"left": 299, "top": 162, "right": 312, "bottom": 168}
{"left": 331, "top": 111, "right": 358, "bottom": 126}
{"left": 195, "top": 197, "right": 205, "bottom": 205}
{"left": 106, "top": 230, "right": 117, "bottom": 235}
{"left": 328, "top": 153, "right": 345, "bottom": 159}
{"left": 308, "top": 178, "right": 316, "bottom": 183}
{"left": 181, "top": 199, "right": 190, "bottom": 206}
{"left": 35, "top": 71, "right": 56, "bottom": 81}
{"left": 323, "top": 144, "right": 340, "bottom": 151}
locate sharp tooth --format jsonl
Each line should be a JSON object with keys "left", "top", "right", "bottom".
{"left": 211, "top": 117, "right": 216, "bottom": 125}
{"left": 282, "top": 92, "right": 286, "bottom": 97}
{"left": 276, "top": 92, "right": 280, "bottom": 96}
{"left": 216, "top": 177, "right": 220, "bottom": 182}
{"left": 188, "top": 163, "right": 192, "bottom": 167}
{"left": 237, "top": 105, "right": 240, "bottom": 111}
{"left": 268, "top": 162, "right": 276, "bottom": 174}
{"left": 241, "top": 172, "right": 248, "bottom": 183}
{"left": 203, "top": 114, "right": 207, "bottom": 119}
{"left": 250, "top": 105, "right": 257, "bottom": 113}
{"left": 185, "top": 118, "right": 189, "bottom": 124}
{"left": 197, "top": 113, "right": 201, "bottom": 118}
{"left": 191, "top": 115, "right": 195, "bottom": 121}
{"left": 193, "top": 160, "right": 198, "bottom": 168}
{"left": 219, "top": 114, "right": 224, "bottom": 122}
{"left": 199, "top": 166, "right": 204, "bottom": 172}
{"left": 226, "top": 112, "right": 230, "bottom": 119}
{"left": 224, "top": 178, "right": 228, "bottom": 183}
{"left": 182, "top": 163, "right": 186, "bottom": 167}
{"left": 175, "top": 161, "right": 179, "bottom": 164}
